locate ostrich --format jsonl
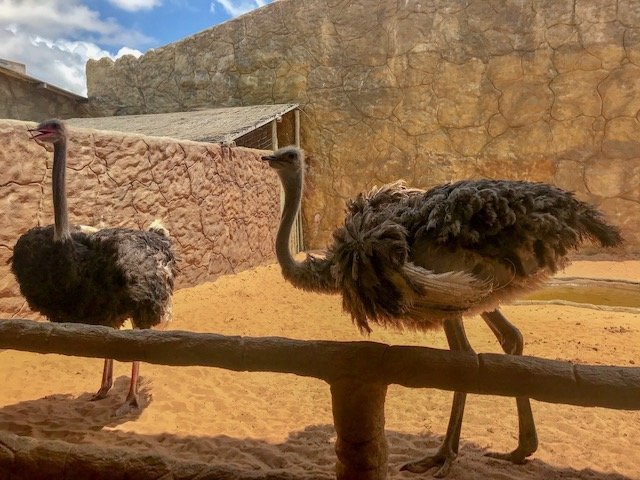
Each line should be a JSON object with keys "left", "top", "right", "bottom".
{"left": 262, "top": 146, "right": 622, "bottom": 477}
{"left": 11, "top": 119, "right": 177, "bottom": 415}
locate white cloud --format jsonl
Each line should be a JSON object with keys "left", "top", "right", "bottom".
{"left": 0, "top": 27, "right": 142, "bottom": 96}
{"left": 211, "top": 0, "right": 268, "bottom": 18}
{"left": 115, "top": 46, "right": 144, "bottom": 59}
{"left": 0, "top": 0, "right": 150, "bottom": 46}
{"left": 108, "top": 0, "right": 162, "bottom": 12}
{"left": 0, "top": 0, "right": 150, "bottom": 96}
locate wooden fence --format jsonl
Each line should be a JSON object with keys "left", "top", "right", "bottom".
{"left": 0, "top": 318, "right": 638, "bottom": 479}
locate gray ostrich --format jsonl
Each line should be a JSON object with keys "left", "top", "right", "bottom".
{"left": 262, "top": 146, "right": 622, "bottom": 477}
{"left": 11, "top": 119, "right": 177, "bottom": 415}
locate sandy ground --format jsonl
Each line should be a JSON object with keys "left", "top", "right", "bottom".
{"left": 0, "top": 260, "right": 639, "bottom": 479}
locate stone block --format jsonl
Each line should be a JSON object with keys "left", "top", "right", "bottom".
{"left": 550, "top": 70, "right": 607, "bottom": 120}
{"left": 499, "top": 80, "right": 553, "bottom": 127}
{"left": 585, "top": 159, "right": 638, "bottom": 198}
{"left": 552, "top": 45, "right": 602, "bottom": 73}
{"left": 550, "top": 117, "right": 601, "bottom": 160}
{"left": 602, "top": 117, "right": 640, "bottom": 159}
{"left": 600, "top": 64, "right": 640, "bottom": 119}
{"left": 434, "top": 59, "right": 498, "bottom": 128}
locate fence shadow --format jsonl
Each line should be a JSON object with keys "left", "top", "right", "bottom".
{"left": 0, "top": 390, "right": 633, "bottom": 480}
{"left": 0, "top": 376, "right": 150, "bottom": 440}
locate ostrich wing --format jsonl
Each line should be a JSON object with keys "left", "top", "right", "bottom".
{"left": 364, "top": 262, "right": 492, "bottom": 332}
{"left": 401, "top": 263, "right": 492, "bottom": 309}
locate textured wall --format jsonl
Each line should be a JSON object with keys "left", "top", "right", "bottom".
{"left": 86, "top": 0, "right": 640, "bottom": 253}
{"left": 0, "top": 120, "right": 279, "bottom": 317}
{"left": 0, "top": 76, "right": 88, "bottom": 121}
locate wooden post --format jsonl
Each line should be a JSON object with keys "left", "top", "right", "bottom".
{"left": 331, "top": 380, "right": 388, "bottom": 480}
{"left": 293, "top": 108, "right": 303, "bottom": 252}
{"left": 294, "top": 108, "right": 300, "bottom": 147}
{"left": 271, "top": 119, "right": 278, "bottom": 150}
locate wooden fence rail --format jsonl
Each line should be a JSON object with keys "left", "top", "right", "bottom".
{"left": 0, "top": 318, "right": 639, "bottom": 479}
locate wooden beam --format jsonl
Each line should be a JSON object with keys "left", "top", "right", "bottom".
{"left": 0, "top": 318, "right": 638, "bottom": 410}
{"left": 294, "top": 108, "right": 300, "bottom": 147}
{"left": 271, "top": 119, "right": 278, "bottom": 150}
{"left": 0, "top": 431, "right": 297, "bottom": 480}
{"left": 293, "top": 108, "right": 303, "bottom": 252}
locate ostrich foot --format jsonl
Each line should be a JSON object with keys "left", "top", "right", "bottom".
{"left": 485, "top": 443, "right": 536, "bottom": 464}
{"left": 90, "top": 386, "right": 111, "bottom": 401}
{"left": 400, "top": 446, "right": 457, "bottom": 478}
{"left": 114, "top": 393, "right": 140, "bottom": 416}
{"left": 91, "top": 359, "right": 113, "bottom": 401}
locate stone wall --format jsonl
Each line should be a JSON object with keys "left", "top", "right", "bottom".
{"left": 87, "top": 0, "right": 640, "bottom": 253}
{"left": 0, "top": 120, "right": 279, "bottom": 317}
{"left": 0, "top": 75, "right": 88, "bottom": 121}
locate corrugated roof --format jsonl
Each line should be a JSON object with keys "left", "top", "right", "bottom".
{"left": 0, "top": 65, "right": 88, "bottom": 101}
{"left": 67, "top": 104, "right": 299, "bottom": 143}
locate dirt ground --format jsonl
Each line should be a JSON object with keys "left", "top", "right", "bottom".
{"left": 0, "top": 260, "right": 638, "bottom": 479}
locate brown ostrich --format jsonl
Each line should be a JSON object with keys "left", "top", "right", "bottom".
{"left": 261, "top": 146, "right": 622, "bottom": 477}
{"left": 11, "top": 119, "right": 177, "bottom": 415}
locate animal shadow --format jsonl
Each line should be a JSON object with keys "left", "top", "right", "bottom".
{"left": 0, "top": 375, "right": 151, "bottom": 441}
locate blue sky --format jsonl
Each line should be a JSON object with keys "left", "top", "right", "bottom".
{"left": 0, "top": 0, "right": 272, "bottom": 96}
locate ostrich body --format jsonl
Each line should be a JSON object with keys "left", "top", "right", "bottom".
{"left": 11, "top": 119, "right": 176, "bottom": 414}
{"left": 262, "top": 146, "right": 622, "bottom": 477}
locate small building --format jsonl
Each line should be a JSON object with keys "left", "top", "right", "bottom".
{"left": 67, "top": 103, "right": 300, "bottom": 150}
{"left": 0, "top": 59, "right": 88, "bottom": 121}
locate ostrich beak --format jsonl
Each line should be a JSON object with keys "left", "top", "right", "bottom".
{"left": 28, "top": 128, "right": 52, "bottom": 147}
{"left": 261, "top": 154, "right": 275, "bottom": 162}
{"left": 28, "top": 128, "right": 50, "bottom": 140}
{"left": 27, "top": 128, "right": 43, "bottom": 139}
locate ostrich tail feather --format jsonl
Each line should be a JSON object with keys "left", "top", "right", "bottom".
{"left": 78, "top": 225, "right": 99, "bottom": 234}
{"left": 148, "top": 219, "right": 170, "bottom": 237}
{"left": 580, "top": 210, "right": 623, "bottom": 248}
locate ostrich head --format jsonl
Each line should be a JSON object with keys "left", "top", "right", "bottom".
{"left": 28, "top": 119, "right": 70, "bottom": 241}
{"left": 28, "top": 119, "right": 66, "bottom": 145}
{"left": 261, "top": 146, "right": 305, "bottom": 184}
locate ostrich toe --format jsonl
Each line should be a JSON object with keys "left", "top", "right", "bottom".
{"left": 115, "top": 393, "right": 140, "bottom": 416}
{"left": 484, "top": 442, "right": 536, "bottom": 464}
{"left": 400, "top": 446, "right": 457, "bottom": 477}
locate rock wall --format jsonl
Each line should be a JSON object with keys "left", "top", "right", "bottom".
{"left": 86, "top": 0, "right": 640, "bottom": 253}
{"left": 0, "top": 75, "right": 88, "bottom": 121}
{"left": 0, "top": 120, "right": 279, "bottom": 317}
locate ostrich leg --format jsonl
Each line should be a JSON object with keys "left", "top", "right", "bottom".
{"left": 401, "top": 316, "right": 473, "bottom": 477}
{"left": 481, "top": 309, "right": 538, "bottom": 462}
{"left": 91, "top": 358, "right": 113, "bottom": 400}
{"left": 116, "top": 360, "right": 141, "bottom": 416}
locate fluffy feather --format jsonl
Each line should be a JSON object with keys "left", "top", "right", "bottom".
{"left": 11, "top": 224, "right": 176, "bottom": 329}
{"left": 264, "top": 147, "right": 623, "bottom": 334}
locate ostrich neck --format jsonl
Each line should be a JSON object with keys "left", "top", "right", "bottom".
{"left": 52, "top": 140, "right": 70, "bottom": 242}
{"left": 276, "top": 172, "right": 303, "bottom": 275}
{"left": 276, "top": 169, "right": 337, "bottom": 293}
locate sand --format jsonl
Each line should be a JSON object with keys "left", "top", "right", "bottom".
{"left": 0, "top": 260, "right": 639, "bottom": 479}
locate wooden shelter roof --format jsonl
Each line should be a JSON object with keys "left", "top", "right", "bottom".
{"left": 67, "top": 103, "right": 299, "bottom": 143}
